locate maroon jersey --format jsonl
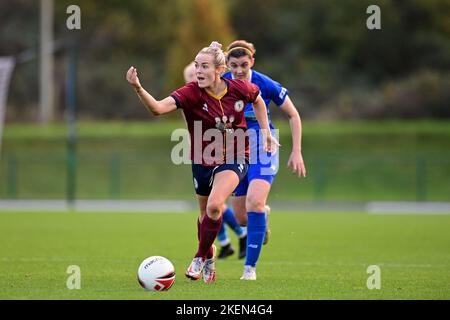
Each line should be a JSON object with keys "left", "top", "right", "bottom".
{"left": 171, "top": 78, "right": 260, "bottom": 166}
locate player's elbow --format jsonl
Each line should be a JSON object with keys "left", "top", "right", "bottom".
{"left": 287, "top": 109, "right": 300, "bottom": 121}
{"left": 146, "top": 108, "right": 161, "bottom": 116}
{"left": 151, "top": 109, "right": 163, "bottom": 116}
{"left": 149, "top": 103, "right": 165, "bottom": 116}
{"left": 292, "top": 112, "right": 301, "bottom": 121}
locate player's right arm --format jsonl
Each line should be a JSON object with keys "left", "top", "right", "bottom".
{"left": 126, "top": 66, "right": 177, "bottom": 116}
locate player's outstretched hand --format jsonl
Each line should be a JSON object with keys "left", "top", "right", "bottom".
{"left": 126, "top": 66, "right": 142, "bottom": 90}
{"left": 287, "top": 151, "right": 306, "bottom": 178}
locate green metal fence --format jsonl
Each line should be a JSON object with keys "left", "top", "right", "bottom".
{"left": 2, "top": 153, "right": 449, "bottom": 201}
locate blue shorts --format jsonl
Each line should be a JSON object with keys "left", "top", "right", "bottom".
{"left": 192, "top": 162, "right": 249, "bottom": 196}
{"left": 232, "top": 159, "right": 278, "bottom": 197}
{"left": 233, "top": 124, "right": 279, "bottom": 197}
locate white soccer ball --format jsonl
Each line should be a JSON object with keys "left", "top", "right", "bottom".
{"left": 137, "top": 256, "right": 175, "bottom": 291}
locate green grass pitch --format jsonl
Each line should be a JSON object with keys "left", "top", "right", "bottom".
{"left": 1, "top": 211, "right": 449, "bottom": 299}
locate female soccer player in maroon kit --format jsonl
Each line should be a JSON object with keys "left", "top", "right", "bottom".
{"left": 126, "top": 42, "right": 278, "bottom": 283}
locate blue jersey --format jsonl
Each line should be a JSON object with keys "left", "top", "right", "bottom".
{"left": 223, "top": 69, "right": 288, "bottom": 129}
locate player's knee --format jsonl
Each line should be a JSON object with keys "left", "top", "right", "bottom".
{"left": 246, "top": 195, "right": 266, "bottom": 212}
{"left": 206, "top": 199, "right": 222, "bottom": 219}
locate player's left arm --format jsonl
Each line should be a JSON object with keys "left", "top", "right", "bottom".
{"left": 279, "top": 96, "right": 306, "bottom": 178}
{"left": 253, "top": 95, "right": 280, "bottom": 153}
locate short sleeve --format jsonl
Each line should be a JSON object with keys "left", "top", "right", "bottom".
{"left": 170, "top": 82, "right": 197, "bottom": 110}
{"left": 245, "top": 81, "right": 261, "bottom": 103}
{"left": 231, "top": 79, "right": 260, "bottom": 104}
{"left": 268, "top": 79, "right": 289, "bottom": 107}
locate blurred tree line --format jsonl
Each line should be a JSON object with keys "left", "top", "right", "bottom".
{"left": 1, "top": 0, "right": 449, "bottom": 121}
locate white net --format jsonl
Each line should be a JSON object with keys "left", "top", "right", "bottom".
{"left": 0, "top": 57, "right": 15, "bottom": 154}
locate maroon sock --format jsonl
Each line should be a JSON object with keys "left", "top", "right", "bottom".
{"left": 196, "top": 217, "right": 214, "bottom": 259}
{"left": 195, "top": 214, "right": 222, "bottom": 259}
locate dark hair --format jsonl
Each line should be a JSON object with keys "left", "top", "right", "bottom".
{"left": 226, "top": 40, "right": 256, "bottom": 61}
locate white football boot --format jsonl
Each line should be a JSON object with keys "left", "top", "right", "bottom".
{"left": 203, "top": 244, "right": 217, "bottom": 283}
{"left": 185, "top": 257, "right": 205, "bottom": 280}
{"left": 240, "top": 265, "right": 257, "bottom": 280}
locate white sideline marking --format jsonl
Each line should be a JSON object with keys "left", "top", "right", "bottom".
{"left": 0, "top": 200, "right": 450, "bottom": 214}
{"left": 0, "top": 200, "right": 194, "bottom": 212}
{"left": 367, "top": 201, "right": 450, "bottom": 214}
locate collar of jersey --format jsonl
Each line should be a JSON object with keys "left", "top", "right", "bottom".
{"left": 205, "top": 78, "right": 229, "bottom": 100}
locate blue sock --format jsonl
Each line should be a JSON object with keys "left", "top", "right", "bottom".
{"left": 245, "top": 212, "right": 266, "bottom": 267}
{"left": 223, "top": 207, "right": 245, "bottom": 238}
{"left": 217, "top": 219, "right": 229, "bottom": 245}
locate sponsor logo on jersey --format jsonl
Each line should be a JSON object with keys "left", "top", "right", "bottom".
{"left": 279, "top": 87, "right": 287, "bottom": 100}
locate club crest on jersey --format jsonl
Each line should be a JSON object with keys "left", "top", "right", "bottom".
{"left": 234, "top": 100, "right": 244, "bottom": 112}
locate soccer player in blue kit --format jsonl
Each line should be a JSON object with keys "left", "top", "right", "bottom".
{"left": 223, "top": 40, "right": 307, "bottom": 280}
